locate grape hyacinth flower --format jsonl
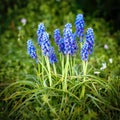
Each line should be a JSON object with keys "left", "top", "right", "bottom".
{"left": 63, "top": 23, "right": 77, "bottom": 55}
{"left": 54, "top": 29, "right": 64, "bottom": 53}
{"left": 41, "top": 32, "right": 57, "bottom": 64}
{"left": 71, "top": 38, "right": 78, "bottom": 55}
{"left": 37, "top": 23, "right": 45, "bottom": 46}
{"left": 48, "top": 47, "right": 57, "bottom": 64}
{"left": 81, "top": 42, "right": 89, "bottom": 61}
{"left": 58, "top": 38, "right": 65, "bottom": 54}
{"left": 54, "top": 29, "right": 61, "bottom": 45}
{"left": 75, "top": 14, "right": 85, "bottom": 42}
{"left": 86, "top": 28, "right": 94, "bottom": 54}
{"left": 41, "top": 32, "right": 51, "bottom": 56}
{"left": 27, "top": 40, "right": 37, "bottom": 60}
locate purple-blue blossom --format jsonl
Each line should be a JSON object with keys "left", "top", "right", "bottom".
{"left": 54, "top": 29, "right": 61, "bottom": 45}
{"left": 48, "top": 47, "right": 57, "bottom": 64}
{"left": 37, "top": 24, "right": 58, "bottom": 64}
{"left": 27, "top": 40, "right": 37, "bottom": 60}
{"left": 41, "top": 32, "right": 51, "bottom": 56}
{"left": 81, "top": 42, "right": 89, "bottom": 61}
{"left": 37, "top": 23, "right": 45, "bottom": 46}
{"left": 86, "top": 28, "right": 94, "bottom": 54}
{"left": 58, "top": 38, "right": 65, "bottom": 54}
{"left": 75, "top": 14, "right": 85, "bottom": 42}
{"left": 54, "top": 29, "right": 65, "bottom": 53}
{"left": 71, "top": 39, "right": 77, "bottom": 55}
{"left": 63, "top": 23, "right": 77, "bottom": 55}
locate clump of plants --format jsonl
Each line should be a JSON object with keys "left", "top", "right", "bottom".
{"left": 1, "top": 14, "right": 120, "bottom": 120}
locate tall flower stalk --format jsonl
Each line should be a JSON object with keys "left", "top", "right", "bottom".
{"left": 54, "top": 29, "right": 65, "bottom": 78}
{"left": 37, "top": 24, "right": 57, "bottom": 86}
{"left": 80, "top": 28, "right": 94, "bottom": 98}
{"left": 63, "top": 23, "right": 77, "bottom": 90}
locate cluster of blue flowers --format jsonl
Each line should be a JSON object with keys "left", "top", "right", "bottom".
{"left": 27, "top": 14, "right": 94, "bottom": 63}
{"left": 63, "top": 23, "right": 77, "bottom": 55}
{"left": 54, "top": 23, "right": 77, "bottom": 55}
{"left": 37, "top": 24, "right": 57, "bottom": 64}
{"left": 54, "top": 29, "right": 61, "bottom": 45}
{"left": 86, "top": 28, "right": 94, "bottom": 55}
{"left": 54, "top": 29, "right": 64, "bottom": 53}
{"left": 75, "top": 14, "right": 85, "bottom": 42}
{"left": 81, "top": 28, "right": 94, "bottom": 61}
{"left": 37, "top": 23, "right": 45, "bottom": 46}
{"left": 27, "top": 40, "right": 37, "bottom": 60}
{"left": 27, "top": 24, "right": 57, "bottom": 64}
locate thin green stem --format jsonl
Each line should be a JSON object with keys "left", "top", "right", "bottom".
{"left": 45, "top": 56, "right": 52, "bottom": 87}
{"left": 60, "top": 54, "right": 65, "bottom": 112}
{"left": 73, "top": 56, "right": 75, "bottom": 75}
{"left": 37, "top": 62, "right": 40, "bottom": 77}
{"left": 64, "top": 54, "right": 69, "bottom": 91}
{"left": 62, "top": 54, "right": 64, "bottom": 76}
{"left": 80, "top": 61, "right": 88, "bottom": 99}
{"left": 69, "top": 56, "right": 73, "bottom": 75}
{"left": 38, "top": 59, "right": 48, "bottom": 76}
{"left": 36, "top": 49, "right": 41, "bottom": 81}
{"left": 53, "top": 63, "right": 57, "bottom": 75}
{"left": 41, "top": 54, "right": 44, "bottom": 81}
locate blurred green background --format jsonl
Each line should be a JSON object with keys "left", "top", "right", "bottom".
{"left": 0, "top": 0, "right": 120, "bottom": 119}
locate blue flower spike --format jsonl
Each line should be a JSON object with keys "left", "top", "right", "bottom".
{"left": 63, "top": 23, "right": 77, "bottom": 55}
{"left": 49, "top": 47, "right": 58, "bottom": 64}
{"left": 86, "top": 28, "right": 94, "bottom": 54}
{"left": 54, "top": 29, "right": 61, "bottom": 45}
{"left": 54, "top": 29, "right": 65, "bottom": 53}
{"left": 27, "top": 40, "right": 37, "bottom": 61}
{"left": 37, "top": 23, "right": 45, "bottom": 46}
{"left": 81, "top": 42, "right": 89, "bottom": 61}
{"left": 75, "top": 14, "right": 85, "bottom": 42}
{"left": 41, "top": 32, "right": 51, "bottom": 56}
{"left": 81, "top": 28, "right": 94, "bottom": 61}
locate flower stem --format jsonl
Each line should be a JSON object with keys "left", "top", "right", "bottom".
{"left": 53, "top": 63, "right": 57, "bottom": 75}
{"left": 80, "top": 61, "right": 88, "bottom": 98}
{"left": 62, "top": 54, "right": 64, "bottom": 76}
{"left": 60, "top": 54, "right": 65, "bottom": 112}
{"left": 69, "top": 56, "right": 73, "bottom": 75}
{"left": 37, "top": 62, "right": 40, "bottom": 79}
{"left": 42, "top": 54, "right": 44, "bottom": 81}
{"left": 64, "top": 54, "right": 69, "bottom": 91}
{"left": 45, "top": 56, "right": 52, "bottom": 86}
